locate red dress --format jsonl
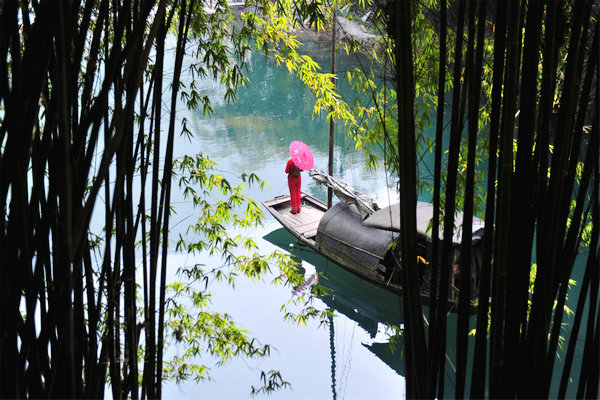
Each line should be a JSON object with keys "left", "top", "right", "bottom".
{"left": 285, "top": 159, "right": 302, "bottom": 213}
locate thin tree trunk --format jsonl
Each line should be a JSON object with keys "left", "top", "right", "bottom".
{"left": 428, "top": 0, "right": 445, "bottom": 391}
{"left": 506, "top": 0, "right": 543, "bottom": 394}
{"left": 391, "top": 1, "right": 428, "bottom": 397}
{"left": 456, "top": 1, "right": 486, "bottom": 397}
{"left": 157, "top": 2, "right": 193, "bottom": 397}
{"left": 328, "top": 0, "right": 336, "bottom": 209}
{"left": 432, "top": 1, "right": 466, "bottom": 397}
{"left": 470, "top": 0, "right": 507, "bottom": 395}
{"left": 489, "top": 0, "right": 522, "bottom": 396}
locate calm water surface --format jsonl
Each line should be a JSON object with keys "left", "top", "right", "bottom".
{"left": 163, "top": 39, "right": 409, "bottom": 399}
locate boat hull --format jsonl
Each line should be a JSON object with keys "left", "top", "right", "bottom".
{"left": 262, "top": 192, "right": 480, "bottom": 313}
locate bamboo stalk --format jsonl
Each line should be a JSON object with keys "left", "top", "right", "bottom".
{"left": 433, "top": 1, "right": 466, "bottom": 397}
{"left": 391, "top": 1, "right": 428, "bottom": 397}
{"left": 471, "top": 0, "right": 507, "bottom": 396}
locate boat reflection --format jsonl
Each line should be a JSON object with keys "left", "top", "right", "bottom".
{"left": 263, "top": 227, "right": 405, "bottom": 377}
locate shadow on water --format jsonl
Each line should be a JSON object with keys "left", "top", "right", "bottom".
{"left": 263, "top": 227, "right": 406, "bottom": 377}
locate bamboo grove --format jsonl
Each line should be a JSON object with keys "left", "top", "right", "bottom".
{"left": 0, "top": 1, "right": 203, "bottom": 397}
{"left": 380, "top": 0, "right": 599, "bottom": 398}
{"left": 0, "top": 0, "right": 345, "bottom": 398}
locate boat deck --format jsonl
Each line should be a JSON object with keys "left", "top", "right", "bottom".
{"left": 262, "top": 193, "right": 328, "bottom": 247}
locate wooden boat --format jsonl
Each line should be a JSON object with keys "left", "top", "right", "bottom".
{"left": 262, "top": 171, "right": 485, "bottom": 312}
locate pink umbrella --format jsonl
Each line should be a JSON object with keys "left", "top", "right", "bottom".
{"left": 289, "top": 140, "right": 314, "bottom": 171}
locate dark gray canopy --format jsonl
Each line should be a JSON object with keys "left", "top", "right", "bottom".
{"left": 363, "top": 202, "right": 485, "bottom": 244}
{"left": 310, "top": 169, "right": 485, "bottom": 244}
{"left": 315, "top": 203, "right": 398, "bottom": 279}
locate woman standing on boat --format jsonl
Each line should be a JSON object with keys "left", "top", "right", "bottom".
{"left": 285, "top": 158, "right": 302, "bottom": 214}
{"left": 286, "top": 140, "right": 314, "bottom": 214}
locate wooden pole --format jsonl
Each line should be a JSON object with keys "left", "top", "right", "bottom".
{"left": 328, "top": 1, "right": 336, "bottom": 208}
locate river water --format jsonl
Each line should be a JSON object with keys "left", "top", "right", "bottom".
{"left": 160, "top": 34, "right": 585, "bottom": 399}
{"left": 161, "top": 36, "right": 410, "bottom": 399}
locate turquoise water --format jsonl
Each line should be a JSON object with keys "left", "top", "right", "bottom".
{"left": 163, "top": 39, "right": 408, "bottom": 399}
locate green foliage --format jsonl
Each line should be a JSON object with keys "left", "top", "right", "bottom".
{"left": 240, "top": 0, "right": 355, "bottom": 124}
{"left": 251, "top": 370, "right": 292, "bottom": 396}
{"left": 342, "top": 0, "right": 498, "bottom": 207}
{"left": 436, "top": 136, "right": 488, "bottom": 219}
{"left": 384, "top": 323, "right": 404, "bottom": 357}
{"left": 166, "top": 152, "right": 333, "bottom": 388}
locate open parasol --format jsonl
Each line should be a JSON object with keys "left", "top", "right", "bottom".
{"left": 289, "top": 140, "right": 314, "bottom": 171}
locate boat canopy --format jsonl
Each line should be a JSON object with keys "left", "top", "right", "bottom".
{"left": 309, "top": 169, "right": 485, "bottom": 244}
{"left": 363, "top": 202, "right": 485, "bottom": 244}
{"left": 315, "top": 202, "right": 398, "bottom": 276}
{"left": 309, "top": 169, "right": 379, "bottom": 219}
